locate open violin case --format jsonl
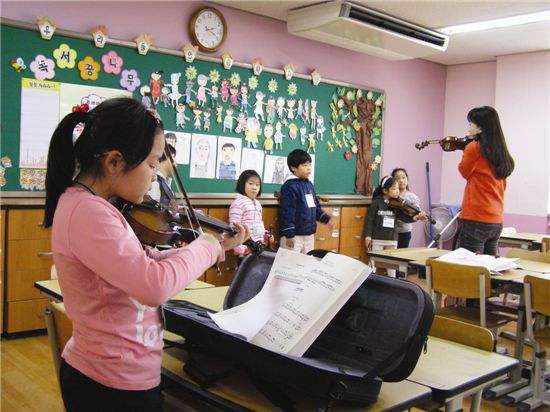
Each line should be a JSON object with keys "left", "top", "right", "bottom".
{"left": 163, "top": 250, "right": 434, "bottom": 411}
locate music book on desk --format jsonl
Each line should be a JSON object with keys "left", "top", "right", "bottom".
{"left": 210, "top": 248, "right": 372, "bottom": 357}
{"left": 435, "top": 248, "right": 519, "bottom": 272}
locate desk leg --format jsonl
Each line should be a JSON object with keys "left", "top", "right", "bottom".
{"left": 483, "top": 299, "right": 529, "bottom": 400}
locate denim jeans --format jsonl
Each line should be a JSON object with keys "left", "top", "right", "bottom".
{"left": 458, "top": 219, "right": 502, "bottom": 256}
{"left": 397, "top": 232, "right": 412, "bottom": 249}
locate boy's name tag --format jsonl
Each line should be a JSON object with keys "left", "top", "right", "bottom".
{"left": 382, "top": 216, "right": 395, "bottom": 228}
{"left": 305, "top": 193, "right": 316, "bottom": 208}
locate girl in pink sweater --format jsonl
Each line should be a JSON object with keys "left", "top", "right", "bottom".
{"left": 43, "top": 97, "right": 248, "bottom": 412}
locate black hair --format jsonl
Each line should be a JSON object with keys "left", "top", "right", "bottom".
{"left": 221, "top": 142, "right": 235, "bottom": 151}
{"left": 236, "top": 169, "right": 262, "bottom": 196}
{"left": 44, "top": 97, "right": 164, "bottom": 227}
{"left": 160, "top": 143, "right": 176, "bottom": 162}
{"left": 467, "top": 106, "right": 514, "bottom": 179}
{"left": 372, "top": 176, "right": 395, "bottom": 199}
{"left": 287, "top": 149, "right": 311, "bottom": 171}
{"left": 391, "top": 168, "right": 409, "bottom": 190}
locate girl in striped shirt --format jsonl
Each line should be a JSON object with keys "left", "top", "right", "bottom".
{"left": 229, "top": 170, "right": 273, "bottom": 262}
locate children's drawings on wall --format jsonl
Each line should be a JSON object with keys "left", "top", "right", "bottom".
{"left": 216, "top": 136, "right": 242, "bottom": 180}
{"left": 240, "top": 148, "right": 265, "bottom": 179}
{"left": 165, "top": 131, "right": 190, "bottom": 165}
{"left": 264, "top": 155, "right": 290, "bottom": 185}
{"left": 189, "top": 133, "right": 216, "bottom": 179}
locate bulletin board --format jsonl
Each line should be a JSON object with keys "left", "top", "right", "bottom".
{"left": 0, "top": 21, "right": 385, "bottom": 195}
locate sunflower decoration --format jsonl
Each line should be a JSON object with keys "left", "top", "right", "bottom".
{"left": 287, "top": 82, "right": 298, "bottom": 96}
{"left": 268, "top": 79, "right": 278, "bottom": 93}
{"left": 185, "top": 66, "right": 197, "bottom": 80}
{"left": 209, "top": 69, "right": 220, "bottom": 84}
{"left": 230, "top": 72, "right": 241, "bottom": 87}
{"left": 248, "top": 76, "right": 259, "bottom": 90}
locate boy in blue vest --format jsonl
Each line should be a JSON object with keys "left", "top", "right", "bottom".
{"left": 279, "top": 149, "right": 332, "bottom": 253}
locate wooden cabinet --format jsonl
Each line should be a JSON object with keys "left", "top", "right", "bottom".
{"left": 205, "top": 208, "right": 238, "bottom": 286}
{"left": 314, "top": 207, "right": 341, "bottom": 252}
{"left": 5, "top": 209, "right": 53, "bottom": 333}
{"left": 339, "top": 206, "right": 369, "bottom": 264}
{"left": 1, "top": 209, "right": 5, "bottom": 333}
{"left": 262, "top": 206, "right": 279, "bottom": 250}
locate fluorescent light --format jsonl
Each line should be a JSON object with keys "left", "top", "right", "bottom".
{"left": 439, "top": 10, "right": 550, "bottom": 34}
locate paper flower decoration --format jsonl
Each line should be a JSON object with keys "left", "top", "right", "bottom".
{"left": 36, "top": 16, "right": 56, "bottom": 40}
{"left": 287, "top": 83, "right": 298, "bottom": 96}
{"left": 30, "top": 54, "right": 55, "bottom": 80}
{"left": 92, "top": 25, "right": 109, "bottom": 48}
{"left": 77, "top": 56, "right": 100, "bottom": 80}
{"left": 185, "top": 66, "right": 197, "bottom": 80}
{"left": 229, "top": 73, "right": 241, "bottom": 87}
{"left": 248, "top": 76, "right": 258, "bottom": 90}
{"left": 283, "top": 63, "right": 296, "bottom": 81}
{"left": 221, "top": 52, "right": 234, "bottom": 70}
{"left": 209, "top": 69, "right": 220, "bottom": 84}
{"left": 251, "top": 57, "right": 263, "bottom": 76}
{"left": 182, "top": 44, "right": 198, "bottom": 63}
{"left": 53, "top": 44, "right": 77, "bottom": 69}
{"left": 120, "top": 69, "right": 141, "bottom": 92}
{"left": 101, "top": 51, "right": 123, "bottom": 75}
{"left": 267, "top": 79, "right": 278, "bottom": 93}
{"left": 311, "top": 69, "right": 322, "bottom": 86}
{"left": 135, "top": 34, "right": 152, "bottom": 55}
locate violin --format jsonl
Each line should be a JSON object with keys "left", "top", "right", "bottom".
{"left": 415, "top": 135, "right": 477, "bottom": 152}
{"left": 116, "top": 200, "right": 265, "bottom": 255}
{"left": 388, "top": 196, "right": 437, "bottom": 225}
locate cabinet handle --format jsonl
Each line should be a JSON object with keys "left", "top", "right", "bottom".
{"left": 354, "top": 215, "right": 364, "bottom": 219}
{"left": 354, "top": 235, "right": 362, "bottom": 240}
{"left": 316, "top": 237, "right": 326, "bottom": 241}
{"left": 37, "top": 252, "right": 53, "bottom": 257}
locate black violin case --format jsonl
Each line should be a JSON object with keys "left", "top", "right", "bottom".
{"left": 163, "top": 250, "right": 434, "bottom": 411}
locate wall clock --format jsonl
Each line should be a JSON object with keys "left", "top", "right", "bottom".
{"left": 189, "top": 7, "right": 227, "bottom": 53}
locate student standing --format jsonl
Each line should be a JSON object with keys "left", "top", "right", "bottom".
{"left": 147, "top": 141, "right": 176, "bottom": 205}
{"left": 364, "top": 176, "right": 427, "bottom": 275}
{"left": 279, "top": 149, "right": 331, "bottom": 253}
{"left": 43, "top": 97, "right": 248, "bottom": 412}
{"left": 458, "top": 105, "right": 514, "bottom": 255}
{"left": 229, "top": 170, "right": 273, "bottom": 263}
{"left": 391, "top": 168, "right": 423, "bottom": 248}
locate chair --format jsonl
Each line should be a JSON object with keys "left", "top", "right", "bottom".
{"left": 519, "top": 275, "right": 550, "bottom": 410}
{"left": 506, "top": 248, "right": 550, "bottom": 263}
{"left": 426, "top": 259, "right": 514, "bottom": 335}
{"left": 540, "top": 237, "right": 550, "bottom": 253}
{"left": 45, "top": 301, "right": 73, "bottom": 385}
{"left": 429, "top": 316, "right": 494, "bottom": 412}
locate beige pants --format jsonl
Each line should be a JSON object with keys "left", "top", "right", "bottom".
{"left": 280, "top": 235, "right": 315, "bottom": 254}
{"left": 371, "top": 239, "right": 398, "bottom": 277}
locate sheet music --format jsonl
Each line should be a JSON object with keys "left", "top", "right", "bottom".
{"left": 435, "top": 248, "right": 519, "bottom": 271}
{"left": 210, "top": 249, "right": 371, "bottom": 356}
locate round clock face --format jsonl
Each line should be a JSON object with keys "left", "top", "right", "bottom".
{"left": 191, "top": 8, "right": 226, "bottom": 52}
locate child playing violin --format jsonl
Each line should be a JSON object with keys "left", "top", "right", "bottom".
{"left": 391, "top": 168, "right": 425, "bottom": 248}
{"left": 364, "top": 176, "right": 427, "bottom": 276}
{"left": 44, "top": 97, "right": 249, "bottom": 412}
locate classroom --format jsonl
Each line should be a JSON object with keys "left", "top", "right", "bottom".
{"left": 1, "top": 1, "right": 549, "bottom": 411}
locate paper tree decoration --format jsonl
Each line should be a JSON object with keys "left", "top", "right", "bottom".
{"left": 222, "top": 52, "right": 234, "bottom": 70}
{"left": 311, "top": 69, "right": 322, "bottom": 86}
{"left": 135, "top": 34, "right": 152, "bottom": 55}
{"left": 182, "top": 44, "right": 198, "bottom": 63}
{"left": 36, "top": 16, "right": 57, "bottom": 40}
{"left": 251, "top": 57, "right": 263, "bottom": 76}
{"left": 284, "top": 63, "right": 296, "bottom": 81}
{"left": 92, "top": 25, "right": 109, "bottom": 48}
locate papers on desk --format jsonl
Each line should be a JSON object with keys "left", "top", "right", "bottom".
{"left": 435, "top": 248, "right": 519, "bottom": 272}
{"left": 210, "top": 248, "right": 371, "bottom": 357}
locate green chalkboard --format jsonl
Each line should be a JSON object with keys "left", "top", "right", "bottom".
{"left": 0, "top": 22, "right": 384, "bottom": 194}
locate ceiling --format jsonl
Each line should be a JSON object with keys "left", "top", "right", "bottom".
{"left": 213, "top": 0, "right": 550, "bottom": 65}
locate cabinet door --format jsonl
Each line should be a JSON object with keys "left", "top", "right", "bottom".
{"left": 8, "top": 209, "right": 51, "bottom": 240}
{"left": 339, "top": 226, "right": 365, "bottom": 250}
{"left": 205, "top": 254, "right": 238, "bottom": 286}
{"left": 262, "top": 206, "right": 279, "bottom": 250}
{"left": 341, "top": 206, "right": 368, "bottom": 228}
{"left": 1, "top": 209, "right": 5, "bottom": 332}
{"left": 6, "top": 299, "right": 49, "bottom": 333}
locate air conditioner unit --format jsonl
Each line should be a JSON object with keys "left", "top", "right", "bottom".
{"left": 287, "top": 1, "right": 449, "bottom": 60}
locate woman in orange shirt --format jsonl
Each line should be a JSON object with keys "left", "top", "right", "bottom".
{"left": 458, "top": 106, "right": 514, "bottom": 255}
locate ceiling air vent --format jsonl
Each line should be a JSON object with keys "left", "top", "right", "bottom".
{"left": 287, "top": 1, "right": 449, "bottom": 60}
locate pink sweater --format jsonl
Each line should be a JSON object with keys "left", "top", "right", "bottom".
{"left": 52, "top": 188, "right": 221, "bottom": 390}
{"left": 228, "top": 194, "right": 265, "bottom": 255}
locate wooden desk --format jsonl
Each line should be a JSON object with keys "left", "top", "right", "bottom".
{"left": 162, "top": 345, "right": 433, "bottom": 412}
{"left": 408, "top": 337, "right": 519, "bottom": 411}
{"left": 367, "top": 247, "right": 450, "bottom": 275}
{"left": 34, "top": 279, "right": 216, "bottom": 303}
{"left": 498, "top": 232, "right": 545, "bottom": 251}
{"left": 170, "top": 286, "right": 229, "bottom": 312}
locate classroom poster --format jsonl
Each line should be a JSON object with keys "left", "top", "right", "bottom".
{"left": 189, "top": 133, "right": 217, "bottom": 179}
{"left": 240, "top": 148, "right": 265, "bottom": 179}
{"left": 165, "top": 131, "right": 191, "bottom": 165}
{"left": 263, "top": 155, "right": 291, "bottom": 185}
{"left": 216, "top": 136, "right": 242, "bottom": 180}
{"left": 58, "top": 82, "right": 131, "bottom": 119}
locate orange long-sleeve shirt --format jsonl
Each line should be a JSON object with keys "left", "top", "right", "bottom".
{"left": 458, "top": 141, "right": 506, "bottom": 224}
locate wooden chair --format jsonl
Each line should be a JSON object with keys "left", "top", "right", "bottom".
{"left": 426, "top": 259, "right": 514, "bottom": 335}
{"left": 520, "top": 275, "right": 550, "bottom": 410}
{"left": 540, "top": 237, "right": 550, "bottom": 253}
{"left": 429, "top": 316, "right": 494, "bottom": 412}
{"left": 506, "top": 248, "right": 550, "bottom": 263}
{"left": 45, "top": 301, "right": 73, "bottom": 385}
